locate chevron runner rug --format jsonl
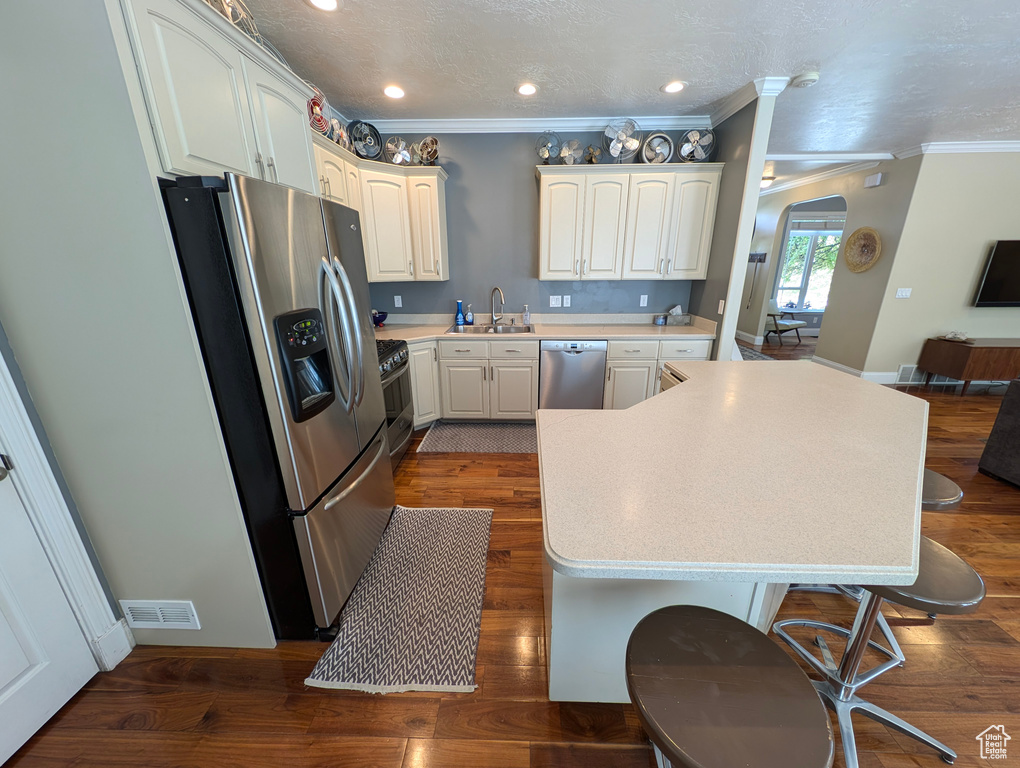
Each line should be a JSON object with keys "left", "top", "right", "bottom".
{"left": 417, "top": 420, "right": 537, "bottom": 453}
{"left": 305, "top": 505, "right": 493, "bottom": 693}
{"left": 739, "top": 346, "right": 776, "bottom": 361}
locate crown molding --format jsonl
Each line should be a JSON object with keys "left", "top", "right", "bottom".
{"left": 759, "top": 161, "right": 880, "bottom": 196}
{"left": 366, "top": 115, "right": 712, "bottom": 135}
{"left": 709, "top": 77, "right": 791, "bottom": 127}
{"left": 756, "top": 76, "right": 792, "bottom": 97}
{"left": 895, "top": 141, "right": 1020, "bottom": 158}
{"left": 766, "top": 152, "right": 894, "bottom": 162}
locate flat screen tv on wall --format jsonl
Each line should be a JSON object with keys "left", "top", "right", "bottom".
{"left": 974, "top": 240, "right": 1020, "bottom": 307}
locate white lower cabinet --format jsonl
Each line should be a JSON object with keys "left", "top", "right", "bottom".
{"left": 489, "top": 361, "right": 539, "bottom": 419}
{"left": 407, "top": 341, "right": 440, "bottom": 428}
{"left": 604, "top": 361, "right": 657, "bottom": 410}
{"left": 440, "top": 361, "right": 489, "bottom": 419}
{"left": 437, "top": 340, "right": 539, "bottom": 420}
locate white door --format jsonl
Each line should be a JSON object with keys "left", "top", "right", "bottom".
{"left": 622, "top": 174, "right": 675, "bottom": 280}
{"left": 581, "top": 174, "right": 629, "bottom": 279}
{"left": 604, "top": 362, "right": 656, "bottom": 409}
{"left": 360, "top": 169, "right": 414, "bottom": 282}
{"left": 666, "top": 173, "right": 720, "bottom": 279}
{"left": 490, "top": 361, "right": 538, "bottom": 419}
{"left": 344, "top": 161, "right": 363, "bottom": 213}
{"left": 124, "top": 0, "right": 257, "bottom": 177}
{"left": 242, "top": 58, "right": 316, "bottom": 193}
{"left": 0, "top": 464, "right": 98, "bottom": 763}
{"left": 538, "top": 176, "right": 585, "bottom": 280}
{"left": 407, "top": 175, "right": 447, "bottom": 281}
{"left": 408, "top": 343, "right": 441, "bottom": 428}
{"left": 314, "top": 144, "right": 348, "bottom": 204}
{"left": 440, "top": 361, "right": 489, "bottom": 419}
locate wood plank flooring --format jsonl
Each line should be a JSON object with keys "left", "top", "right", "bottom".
{"left": 737, "top": 335, "right": 818, "bottom": 360}
{"left": 9, "top": 387, "right": 1019, "bottom": 767}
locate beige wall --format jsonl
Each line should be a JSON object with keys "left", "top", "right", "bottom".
{"left": 0, "top": 1, "right": 274, "bottom": 646}
{"left": 865, "top": 153, "right": 1020, "bottom": 373}
{"left": 741, "top": 157, "right": 923, "bottom": 370}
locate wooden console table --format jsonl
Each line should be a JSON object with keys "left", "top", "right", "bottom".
{"left": 918, "top": 337, "right": 1020, "bottom": 395}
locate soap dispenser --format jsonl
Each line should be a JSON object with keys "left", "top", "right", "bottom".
{"left": 522, "top": 304, "right": 531, "bottom": 325}
{"left": 465, "top": 303, "right": 474, "bottom": 325}
{"left": 455, "top": 300, "right": 465, "bottom": 326}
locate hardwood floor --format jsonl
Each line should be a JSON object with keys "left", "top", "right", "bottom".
{"left": 738, "top": 335, "right": 818, "bottom": 360}
{"left": 10, "top": 388, "right": 1019, "bottom": 768}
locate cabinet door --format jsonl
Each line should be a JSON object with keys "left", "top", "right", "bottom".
{"left": 314, "top": 144, "right": 348, "bottom": 203}
{"left": 360, "top": 169, "right": 414, "bottom": 282}
{"left": 344, "top": 161, "right": 362, "bottom": 212}
{"left": 242, "top": 58, "right": 316, "bottom": 193}
{"left": 490, "top": 361, "right": 538, "bottom": 420}
{"left": 407, "top": 174, "right": 449, "bottom": 281}
{"left": 581, "top": 174, "right": 629, "bottom": 279}
{"left": 603, "top": 361, "right": 656, "bottom": 409}
{"left": 666, "top": 172, "right": 720, "bottom": 280}
{"left": 440, "top": 361, "right": 489, "bottom": 419}
{"left": 621, "top": 174, "right": 675, "bottom": 279}
{"left": 408, "top": 342, "right": 440, "bottom": 428}
{"left": 124, "top": 0, "right": 256, "bottom": 177}
{"left": 538, "top": 176, "right": 585, "bottom": 280}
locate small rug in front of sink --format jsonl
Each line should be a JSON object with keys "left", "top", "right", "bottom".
{"left": 417, "top": 420, "right": 537, "bottom": 454}
{"left": 305, "top": 505, "right": 492, "bottom": 693}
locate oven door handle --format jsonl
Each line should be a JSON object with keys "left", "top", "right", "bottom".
{"left": 380, "top": 363, "right": 408, "bottom": 388}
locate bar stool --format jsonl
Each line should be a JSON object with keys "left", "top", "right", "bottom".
{"left": 626, "top": 605, "right": 834, "bottom": 768}
{"left": 774, "top": 537, "right": 985, "bottom": 767}
{"left": 922, "top": 469, "right": 964, "bottom": 511}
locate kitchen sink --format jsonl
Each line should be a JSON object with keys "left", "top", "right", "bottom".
{"left": 445, "top": 324, "right": 534, "bottom": 334}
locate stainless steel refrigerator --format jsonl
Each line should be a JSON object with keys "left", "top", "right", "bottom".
{"left": 162, "top": 173, "right": 394, "bottom": 638}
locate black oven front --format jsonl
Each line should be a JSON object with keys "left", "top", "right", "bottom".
{"left": 377, "top": 339, "right": 413, "bottom": 468}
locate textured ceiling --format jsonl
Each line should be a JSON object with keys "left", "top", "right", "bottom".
{"left": 244, "top": 0, "right": 1020, "bottom": 154}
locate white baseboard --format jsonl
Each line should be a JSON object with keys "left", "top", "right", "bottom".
{"left": 735, "top": 330, "right": 765, "bottom": 345}
{"left": 812, "top": 356, "right": 863, "bottom": 377}
{"left": 91, "top": 618, "right": 135, "bottom": 671}
{"left": 861, "top": 371, "right": 898, "bottom": 385}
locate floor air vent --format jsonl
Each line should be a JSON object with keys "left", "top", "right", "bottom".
{"left": 119, "top": 599, "right": 201, "bottom": 630}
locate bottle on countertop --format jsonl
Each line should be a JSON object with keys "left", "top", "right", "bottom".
{"left": 522, "top": 304, "right": 530, "bottom": 325}
{"left": 465, "top": 304, "right": 474, "bottom": 325}
{"left": 455, "top": 300, "right": 465, "bottom": 326}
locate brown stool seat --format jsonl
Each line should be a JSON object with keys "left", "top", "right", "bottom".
{"left": 626, "top": 605, "right": 834, "bottom": 768}
{"left": 921, "top": 469, "right": 963, "bottom": 511}
{"left": 865, "top": 536, "right": 985, "bottom": 615}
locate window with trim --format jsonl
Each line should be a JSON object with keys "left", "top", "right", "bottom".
{"left": 773, "top": 215, "right": 845, "bottom": 311}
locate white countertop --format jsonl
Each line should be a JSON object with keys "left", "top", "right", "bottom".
{"left": 374, "top": 323, "right": 716, "bottom": 342}
{"left": 537, "top": 361, "right": 927, "bottom": 585}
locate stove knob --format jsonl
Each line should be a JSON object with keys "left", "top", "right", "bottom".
{"left": 399, "top": 349, "right": 408, "bottom": 361}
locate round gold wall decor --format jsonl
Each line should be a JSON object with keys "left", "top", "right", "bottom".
{"left": 844, "top": 227, "right": 882, "bottom": 273}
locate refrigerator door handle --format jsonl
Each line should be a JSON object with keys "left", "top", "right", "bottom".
{"left": 323, "top": 433, "right": 387, "bottom": 511}
{"left": 320, "top": 257, "right": 357, "bottom": 413}
{"left": 332, "top": 258, "right": 366, "bottom": 406}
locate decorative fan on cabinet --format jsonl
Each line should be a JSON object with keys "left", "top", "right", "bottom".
{"left": 559, "top": 139, "right": 584, "bottom": 165}
{"left": 416, "top": 136, "right": 440, "bottom": 165}
{"left": 641, "top": 133, "right": 674, "bottom": 163}
{"left": 535, "top": 132, "right": 562, "bottom": 164}
{"left": 678, "top": 129, "right": 715, "bottom": 162}
{"left": 384, "top": 136, "right": 412, "bottom": 165}
{"left": 348, "top": 120, "right": 383, "bottom": 160}
{"left": 602, "top": 119, "right": 642, "bottom": 161}
{"left": 584, "top": 145, "right": 602, "bottom": 164}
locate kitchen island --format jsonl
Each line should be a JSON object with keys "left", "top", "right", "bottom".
{"left": 537, "top": 361, "right": 928, "bottom": 703}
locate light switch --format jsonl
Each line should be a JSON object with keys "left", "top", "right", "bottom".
{"left": 895, "top": 288, "right": 912, "bottom": 299}
{"left": 718, "top": 299, "right": 725, "bottom": 315}
{"left": 549, "top": 295, "right": 562, "bottom": 307}
{"left": 639, "top": 294, "right": 648, "bottom": 307}
{"left": 393, "top": 295, "right": 402, "bottom": 307}
{"left": 563, "top": 295, "right": 571, "bottom": 307}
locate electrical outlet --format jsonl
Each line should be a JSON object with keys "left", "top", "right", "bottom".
{"left": 895, "top": 288, "right": 912, "bottom": 299}
{"left": 563, "top": 295, "right": 571, "bottom": 307}
{"left": 393, "top": 295, "right": 402, "bottom": 308}
{"left": 549, "top": 295, "right": 562, "bottom": 308}
{"left": 639, "top": 294, "right": 648, "bottom": 307}
{"left": 718, "top": 299, "right": 725, "bottom": 315}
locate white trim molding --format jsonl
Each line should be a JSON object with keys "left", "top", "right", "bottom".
{"left": 710, "top": 77, "right": 790, "bottom": 127}
{"left": 861, "top": 371, "right": 898, "bottom": 385}
{"left": 811, "top": 356, "right": 862, "bottom": 377}
{"left": 368, "top": 114, "right": 712, "bottom": 135}
{"left": 759, "top": 161, "right": 880, "bottom": 196}
{"left": 766, "top": 152, "right": 895, "bottom": 162}
{"left": 735, "top": 330, "right": 765, "bottom": 346}
{"left": 0, "top": 351, "right": 134, "bottom": 671}
{"left": 895, "top": 141, "right": 1020, "bottom": 158}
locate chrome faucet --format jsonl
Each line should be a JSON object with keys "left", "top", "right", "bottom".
{"left": 491, "top": 286, "right": 505, "bottom": 325}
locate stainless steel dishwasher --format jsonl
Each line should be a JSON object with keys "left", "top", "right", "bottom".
{"left": 539, "top": 340, "right": 608, "bottom": 409}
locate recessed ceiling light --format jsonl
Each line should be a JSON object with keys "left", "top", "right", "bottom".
{"left": 307, "top": 0, "right": 339, "bottom": 10}
{"left": 660, "top": 81, "right": 686, "bottom": 94}
{"left": 516, "top": 83, "right": 538, "bottom": 96}
{"left": 760, "top": 176, "right": 776, "bottom": 189}
{"left": 383, "top": 85, "right": 405, "bottom": 99}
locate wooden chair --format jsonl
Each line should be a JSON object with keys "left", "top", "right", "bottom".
{"left": 765, "top": 299, "right": 808, "bottom": 346}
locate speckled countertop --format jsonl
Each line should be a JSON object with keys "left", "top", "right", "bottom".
{"left": 537, "top": 361, "right": 927, "bottom": 585}
{"left": 373, "top": 323, "right": 716, "bottom": 342}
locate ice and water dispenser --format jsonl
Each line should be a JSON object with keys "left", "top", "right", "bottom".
{"left": 274, "top": 308, "right": 335, "bottom": 422}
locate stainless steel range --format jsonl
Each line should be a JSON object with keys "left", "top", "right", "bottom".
{"left": 377, "top": 339, "right": 413, "bottom": 467}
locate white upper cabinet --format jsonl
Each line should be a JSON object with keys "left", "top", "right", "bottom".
{"left": 241, "top": 58, "right": 316, "bottom": 193}
{"left": 537, "top": 164, "right": 722, "bottom": 281}
{"left": 314, "top": 143, "right": 348, "bottom": 204}
{"left": 666, "top": 173, "right": 721, "bottom": 279}
{"left": 124, "top": 0, "right": 256, "bottom": 177}
{"left": 407, "top": 171, "right": 450, "bottom": 281}
{"left": 360, "top": 168, "right": 414, "bottom": 282}
{"left": 622, "top": 174, "right": 676, "bottom": 280}
{"left": 581, "top": 174, "right": 629, "bottom": 279}
{"left": 538, "top": 176, "right": 585, "bottom": 280}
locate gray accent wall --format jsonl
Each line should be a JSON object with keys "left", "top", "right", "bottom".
{"left": 368, "top": 132, "right": 693, "bottom": 318}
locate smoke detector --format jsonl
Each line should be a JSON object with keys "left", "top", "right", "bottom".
{"left": 790, "top": 72, "right": 820, "bottom": 89}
